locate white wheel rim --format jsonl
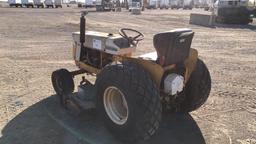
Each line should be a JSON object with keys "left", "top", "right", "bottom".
{"left": 103, "top": 86, "right": 129, "bottom": 125}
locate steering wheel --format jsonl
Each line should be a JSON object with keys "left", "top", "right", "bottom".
{"left": 119, "top": 28, "right": 144, "bottom": 46}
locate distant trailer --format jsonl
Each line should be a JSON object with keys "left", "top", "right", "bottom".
{"left": 128, "top": 0, "right": 143, "bottom": 11}
{"left": 159, "top": 0, "right": 169, "bottom": 9}
{"left": 170, "top": 0, "right": 182, "bottom": 9}
{"left": 77, "top": 0, "right": 94, "bottom": 8}
{"left": 183, "top": 0, "right": 193, "bottom": 9}
{"left": 85, "top": 0, "right": 94, "bottom": 8}
{"left": 44, "top": 0, "right": 54, "bottom": 8}
{"left": 147, "top": 0, "right": 157, "bottom": 9}
{"left": 33, "top": 0, "right": 44, "bottom": 8}
{"left": 77, "top": 0, "right": 84, "bottom": 7}
{"left": 54, "top": 0, "right": 62, "bottom": 8}
{"left": 8, "top": 0, "right": 23, "bottom": 7}
{"left": 22, "top": 0, "right": 34, "bottom": 7}
{"left": 95, "top": 0, "right": 114, "bottom": 11}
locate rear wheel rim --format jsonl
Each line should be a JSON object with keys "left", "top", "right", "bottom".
{"left": 103, "top": 86, "right": 129, "bottom": 125}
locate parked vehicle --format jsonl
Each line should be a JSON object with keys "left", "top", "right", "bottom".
{"left": 183, "top": 0, "right": 193, "bottom": 9}
{"left": 33, "top": 0, "right": 44, "bottom": 8}
{"left": 128, "top": 0, "right": 143, "bottom": 10}
{"left": 54, "top": 0, "right": 62, "bottom": 8}
{"left": 22, "top": 0, "right": 34, "bottom": 7}
{"left": 95, "top": 0, "right": 114, "bottom": 11}
{"left": 69, "top": 0, "right": 76, "bottom": 4}
{"left": 44, "top": 0, "right": 54, "bottom": 8}
{"left": 85, "top": 0, "right": 94, "bottom": 7}
{"left": 214, "top": 0, "right": 253, "bottom": 24}
{"left": 8, "top": 0, "right": 22, "bottom": 7}
{"left": 170, "top": 0, "right": 182, "bottom": 9}
{"left": 51, "top": 11, "right": 212, "bottom": 143}
{"left": 147, "top": 0, "right": 158, "bottom": 9}
{"left": 159, "top": 0, "right": 169, "bottom": 9}
{"left": 77, "top": 0, "right": 84, "bottom": 7}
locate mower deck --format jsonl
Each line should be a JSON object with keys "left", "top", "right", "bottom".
{"left": 66, "top": 83, "right": 96, "bottom": 113}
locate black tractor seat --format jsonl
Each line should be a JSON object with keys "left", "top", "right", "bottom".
{"left": 153, "top": 28, "right": 194, "bottom": 66}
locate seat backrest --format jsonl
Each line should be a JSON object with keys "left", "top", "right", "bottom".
{"left": 153, "top": 29, "right": 194, "bottom": 66}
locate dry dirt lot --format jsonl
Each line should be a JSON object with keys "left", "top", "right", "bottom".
{"left": 0, "top": 6, "right": 256, "bottom": 144}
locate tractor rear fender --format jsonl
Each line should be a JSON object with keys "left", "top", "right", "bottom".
{"left": 119, "top": 48, "right": 198, "bottom": 88}
{"left": 121, "top": 56, "right": 165, "bottom": 88}
{"left": 184, "top": 48, "right": 198, "bottom": 84}
{"left": 72, "top": 48, "right": 198, "bottom": 89}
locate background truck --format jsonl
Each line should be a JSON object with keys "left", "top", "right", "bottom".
{"left": 183, "top": 0, "right": 193, "bottom": 9}
{"left": 33, "top": 0, "right": 44, "bottom": 8}
{"left": 44, "top": 0, "right": 54, "bottom": 7}
{"left": 77, "top": 0, "right": 84, "bottom": 7}
{"left": 159, "top": 0, "right": 169, "bottom": 9}
{"left": 21, "top": 0, "right": 34, "bottom": 7}
{"left": 170, "top": 0, "right": 182, "bottom": 9}
{"left": 214, "top": 0, "right": 253, "bottom": 24}
{"left": 54, "top": 0, "right": 62, "bottom": 8}
{"left": 85, "top": 0, "right": 94, "bottom": 7}
{"left": 8, "top": 0, "right": 22, "bottom": 7}
{"left": 128, "top": 0, "right": 143, "bottom": 10}
{"left": 95, "top": 0, "right": 114, "bottom": 11}
{"left": 146, "top": 0, "right": 158, "bottom": 9}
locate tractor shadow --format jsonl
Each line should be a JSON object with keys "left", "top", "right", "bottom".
{"left": 0, "top": 95, "right": 205, "bottom": 144}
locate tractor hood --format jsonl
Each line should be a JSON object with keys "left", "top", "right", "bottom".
{"left": 72, "top": 31, "right": 136, "bottom": 55}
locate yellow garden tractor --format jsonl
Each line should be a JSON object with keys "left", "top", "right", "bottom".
{"left": 51, "top": 11, "right": 211, "bottom": 142}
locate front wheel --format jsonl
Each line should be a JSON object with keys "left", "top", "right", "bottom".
{"left": 96, "top": 62, "right": 162, "bottom": 142}
{"left": 51, "top": 69, "right": 74, "bottom": 106}
{"left": 177, "top": 59, "right": 211, "bottom": 112}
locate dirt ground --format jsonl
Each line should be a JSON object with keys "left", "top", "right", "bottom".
{"left": 0, "top": 6, "right": 256, "bottom": 144}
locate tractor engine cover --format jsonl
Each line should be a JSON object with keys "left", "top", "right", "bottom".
{"left": 72, "top": 31, "right": 135, "bottom": 56}
{"left": 164, "top": 73, "right": 184, "bottom": 95}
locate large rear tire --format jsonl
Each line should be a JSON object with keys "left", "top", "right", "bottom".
{"left": 96, "top": 62, "right": 162, "bottom": 142}
{"left": 178, "top": 59, "right": 211, "bottom": 112}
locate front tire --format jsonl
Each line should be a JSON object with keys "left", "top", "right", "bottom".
{"left": 96, "top": 62, "right": 162, "bottom": 142}
{"left": 178, "top": 59, "right": 211, "bottom": 112}
{"left": 51, "top": 69, "right": 74, "bottom": 106}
